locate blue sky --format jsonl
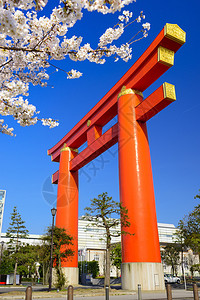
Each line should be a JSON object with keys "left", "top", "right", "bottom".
{"left": 1, "top": 0, "right": 200, "bottom": 235}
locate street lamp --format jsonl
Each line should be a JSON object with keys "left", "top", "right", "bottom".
{"left": 0, "top": 241, "right": 4, "bottom": 255}
{"left": 49, "top": 207, "right": 57, "bottom": 291}
{"left": 0, "top": 241, "right": 4, "bottom": 272}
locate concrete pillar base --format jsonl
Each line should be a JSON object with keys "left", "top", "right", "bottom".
{"left": 52, "top": 267, "right": 79, "bottom": 286}
{"left": 121, "top": 262, "right": 165, "bottom": 291}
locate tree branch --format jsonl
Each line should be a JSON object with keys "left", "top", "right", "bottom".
{"left": 33, "top": 24, "right": 57, "bottom": 50}
{"left": 0, "top": 46, "right": 43, "bottom": 53}
{"left": 0, "top": 58, "right": 13, "bottom": 70}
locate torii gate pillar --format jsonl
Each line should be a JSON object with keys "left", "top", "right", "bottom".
{"left": 118, "top": 89, "right": 164, "bottom": 290}
{"left": 56, "top": 146, "right": 79, "bottom": 284}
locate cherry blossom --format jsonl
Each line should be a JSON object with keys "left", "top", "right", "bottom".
{"left": 0, "top": 0, "right": 150, "bottom": 136}
{"left": 142, "top": 22, "right": 151, "bottom": 31}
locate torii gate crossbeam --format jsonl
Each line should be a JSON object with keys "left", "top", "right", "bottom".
{"left": 48, "top": 23, "right": 186, "bottom": 290}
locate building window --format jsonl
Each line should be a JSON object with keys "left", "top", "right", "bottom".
{"left": 94, "top": 254, "right": 99, "bottom": 261}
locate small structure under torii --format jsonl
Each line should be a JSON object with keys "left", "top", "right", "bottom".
{"left": 48, "top": 23, "right": 186, "bottom": 290}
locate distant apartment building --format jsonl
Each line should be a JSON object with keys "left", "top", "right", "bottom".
{"left": 1, "top": 232, "right": 42, "bottom": 246}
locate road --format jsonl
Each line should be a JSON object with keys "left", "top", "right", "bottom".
{"left": 0, "top": 294, "right": 196, "bottom": 300}
{"left": 0, "top": 283, "right": 198, "bottom": 300}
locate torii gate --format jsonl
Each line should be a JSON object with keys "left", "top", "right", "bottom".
{"left": 48, "top": 23, "right": 186, "bottom": 290}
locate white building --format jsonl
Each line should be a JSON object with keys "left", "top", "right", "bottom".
{"left": 158, "top": 223, "right": 177, "bottom": 244}
{"left": 1, "top": 232, "right": 42, "bottom": 246}
{"left": 78, "top": 219, "right": 184, "bottom": 276}
{"left": 78, "top": 219, "right": 177, "bottom": 250}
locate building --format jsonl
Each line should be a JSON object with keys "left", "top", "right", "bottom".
{"left": 158, "top": 223, "right": 177, "bottom": 244}
{"left": 1, "top": 232, "right": 42, "bottom": 246}
{"left": 78, "top": 219, "right": 193, "bottom": 277}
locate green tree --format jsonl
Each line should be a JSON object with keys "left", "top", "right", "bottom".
{"left": 178, "top": 191, "right": 200, "bottom": 255}
{"left": 37, "top": 243, "right": 51, "bottom": 285}
{"left": 16, "top": 244, "right": 41, "bottom": 282}
{"left": 190, "top": 264, "right": 200, "bottom": 277}
{"left": 83, "top": 192, "right": 132, "bottom": 288}
{"left": 0, "top": 249, "right": 14, "bottom": 275}
{"left": 78, "top": 260, "right": 99, "bottom": 279}
{"left": 194, "top": 190, "right": 200, "bottom": 201}
{"left": 0, "top": 244, "right": 41, "bottom": 280}
{"left": 110, "top": 243, "right": 121, "bottom": 278}
{"left": 161, "top": 244, "right": 180, "bottom": 276}
{"left": 175, "top": 190, "right": 200, "bottom": 279}
{"left": 175, "top": 220, "right": 188, "bottom": 278}
{"left": 42, "top": 226, "right": 74, "bottom": 290}
{"left": 6, "top": 206, "right": 29, "bottom": 285}
{"left": 86, "top": 261, "right": 99, "bottom": 278}
{"left": 184, "top": 206, "right": 200, "bottom": 254}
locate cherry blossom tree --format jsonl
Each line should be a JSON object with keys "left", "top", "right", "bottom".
{"left": 0, "top": 0, "right": 150, "bottom": 136}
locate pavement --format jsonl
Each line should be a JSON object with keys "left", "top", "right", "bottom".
{"left": 0, "top": 284, "right": 198, "bottom": 300}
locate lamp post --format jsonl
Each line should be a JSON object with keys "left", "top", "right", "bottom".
{"left": 49, "top": 207, "right": 57, "bottom": 292}
{"left": 0, "top": 241, "right": 4, "bottom": 272}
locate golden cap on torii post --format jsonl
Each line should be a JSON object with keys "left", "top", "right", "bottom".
{"left": 117, "top": 86, "right": 144, "bottom": 100}
{"left": 60, "top": 143, "right": 78, "bottom": 153}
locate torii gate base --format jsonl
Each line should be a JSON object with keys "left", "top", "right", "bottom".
{"left": 52, "top": 268, "right": 78, "bottom": 286}
{"left": 122, "top": 263, "right": 164, "bottom": 290}
{"left": 48, "top": 23, "right": 186, "bottom": 291}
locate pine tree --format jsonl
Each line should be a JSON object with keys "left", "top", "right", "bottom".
{"left": 6, "top": 206, "right": 29, "bottom": 285}
{"left": 42, "top": 226, "right": 74, "bottom": 289}
{"left": 83, "top": 192, "right": 132, "bottom": 288}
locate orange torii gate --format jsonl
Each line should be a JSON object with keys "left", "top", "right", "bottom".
{"left": 48, "top": 23, "right": 186, "bottom": 290}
